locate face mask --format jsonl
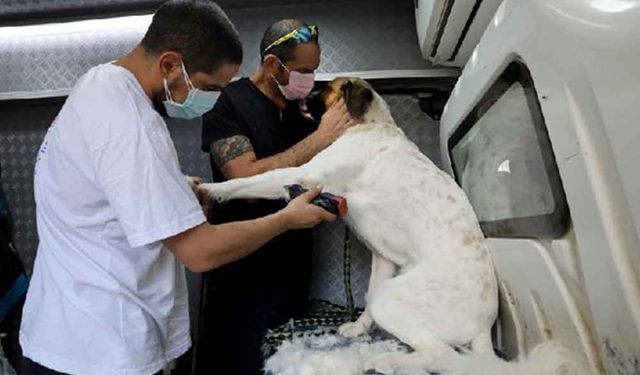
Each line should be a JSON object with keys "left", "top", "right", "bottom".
{"left": 163, "top": 61, "right": 220, "bottom": 119}
{"left": 273, "top": 59, "right": 315, "bottom": 100}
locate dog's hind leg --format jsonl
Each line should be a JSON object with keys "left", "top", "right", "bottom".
{"left": 365, "top": 270, "right": 460, "bottom": 373}
{"left": 199, "top": 167, "right": 311, "bottom": 202}
{"left": 338, "top": 252, "right": 396, "bottom": 337}
{"left": 471, "top": 329, "right": 494, "bottom": 356}
{"left": 364, "top": 331, "right": 457, "bottom": 374}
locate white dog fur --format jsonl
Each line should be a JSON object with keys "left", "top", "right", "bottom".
{"left": 199, "top": 79, "right": 590, "bottom": 375}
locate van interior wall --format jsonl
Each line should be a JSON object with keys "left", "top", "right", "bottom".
{"left": 0, "top": 0, "right": 440, "bottom": 333}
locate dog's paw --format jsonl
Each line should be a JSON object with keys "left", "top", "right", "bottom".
{"left": 338, "top": 321, "right": 369, "bottom": 338}
{"left": 197, "top": 183, "right": 229, "bottom": 203}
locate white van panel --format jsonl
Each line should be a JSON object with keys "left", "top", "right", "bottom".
{"left": 415, "top": 0, "right": 504, "bottom": 67}
{"left": 440, "top": 0, "right": 640, "bottom": 373}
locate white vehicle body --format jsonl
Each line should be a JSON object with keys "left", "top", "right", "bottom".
{"left": 439, "top": 1, "right": 640, "bottom": 374}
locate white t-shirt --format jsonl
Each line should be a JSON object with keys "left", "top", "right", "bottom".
{"left": 19, "top": 63, "right": 206, "bottom": 375}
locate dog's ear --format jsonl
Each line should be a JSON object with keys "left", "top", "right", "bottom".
{"left": 342, "top": 81, "right": 374, "bottom": 119}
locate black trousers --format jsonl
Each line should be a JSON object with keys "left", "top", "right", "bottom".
{"left": 0, "top": 295, "right": 24, "bottom": 373}
{"left": 195, "top": 283, "right": 309, "bottom": 375}
{"left": 194, "top": 257, "right": 311, "bottom": 375}
{"left": 22, "top": 357, "right": 163, "bottom": 375}
{"left": 196, "top": 207, "right": 313, "bottom": 375}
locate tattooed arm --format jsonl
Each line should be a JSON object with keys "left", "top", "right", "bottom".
{"left": 211, "top": 134, "right": 322, "bottom": 179}
{"left": 212, "top": 99, "right": 355, "bottom": 179}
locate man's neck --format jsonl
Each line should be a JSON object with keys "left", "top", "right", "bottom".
{"left": 115, "top": 46, "right": 157, "bottom": 101}
{"left": 250, "top": 68, "right": 287, "bottom": 109}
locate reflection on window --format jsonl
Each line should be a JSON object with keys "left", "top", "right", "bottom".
{"left": 449, "top": 62, "right": 569, "bottom": 238}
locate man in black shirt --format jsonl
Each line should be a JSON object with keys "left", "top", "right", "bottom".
{"left": 198, "top": 19, "right": 354, "bottom": 374}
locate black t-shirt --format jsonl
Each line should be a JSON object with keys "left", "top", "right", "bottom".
{"left": 201, "top": 78, "right": 318, "bottom": 296}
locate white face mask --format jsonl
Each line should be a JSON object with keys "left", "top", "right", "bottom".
{"left": 163, "top": 61, "right": 220, "bottom": 119}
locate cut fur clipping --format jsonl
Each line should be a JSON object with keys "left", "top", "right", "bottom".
{"left": 445, "top": 341, "right": 592, "bottom": 375}
{"left": 265, "top": 336, "right": 591, "bottom": 375}
{"left": 264, "top": 334, "right": 430, "bottom": 375}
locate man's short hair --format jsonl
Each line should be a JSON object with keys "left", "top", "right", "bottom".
{"left": 260, "top": 19, "right": 318, "bottom": 63}
{"left": 141, "top": 0, "right": 243, "bottom": 74}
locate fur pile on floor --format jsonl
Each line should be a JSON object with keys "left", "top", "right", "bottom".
{"left": 264, "top": 333, "right": 431, "bottom": 375}
{"left": 264, "top": 333, "right": 592, "bottom": 375}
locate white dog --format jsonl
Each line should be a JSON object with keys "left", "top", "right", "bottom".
{"left": 199, "top": 78, "right": 588, "bottom": 375}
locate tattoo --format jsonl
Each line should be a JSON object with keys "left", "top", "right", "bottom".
{"left": 211, "top": 135, "right": 254, "bottom": 168}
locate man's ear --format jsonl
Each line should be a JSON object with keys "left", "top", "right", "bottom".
{"left": 262, "top": 54, "right": 284, "bottom": 75}
{"left": 158, "top": 51, "right": 183, "bottom": 84}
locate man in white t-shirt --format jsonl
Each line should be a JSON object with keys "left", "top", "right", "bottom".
{"left": 18, "top": 2, "right": 336, "bottom": 375}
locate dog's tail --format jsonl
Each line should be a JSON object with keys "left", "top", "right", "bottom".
{"left": 444, "top": 341, "right": 592, "bottom": 375}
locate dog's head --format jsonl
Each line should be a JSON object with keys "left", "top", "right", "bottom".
{"left": 305, "top": 77, "right": 393, "bottom": 124}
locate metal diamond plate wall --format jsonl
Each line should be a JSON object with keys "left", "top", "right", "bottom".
{"left": 226, "top": 0, "right": 430, "bottom": 76}
{"left": 217, "top": 0, "right": 375, "bottom": 7}
{"left": 0, "top": 0, "right": 374, "bottom": 18}
{"left": 165, "top": 117, "right": 210, "bottom": 178}
{"left": 0, "top": 0, "right": 427, "bottom": 96}
{"left": 0, "top": 21, "right": 149, "bottom": 95}
{"left": 0, "top": 0, "right": 163, "bottom": 19}
{"left": 0, "top": 101, "right": 57, "bottom": 273}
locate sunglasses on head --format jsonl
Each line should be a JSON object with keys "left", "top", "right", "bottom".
{"left": 262, "top": 25, "right": 318, "bottom": 55}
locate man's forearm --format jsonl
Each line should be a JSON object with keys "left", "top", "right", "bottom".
{"left": 166, "top": 212, "right": 290, "bottom": 273}
{"left": 278, "top": 131, "right": 329, "bottom": 166}
{"left": 225, "top": 131, "right": 327, "bottom": 178}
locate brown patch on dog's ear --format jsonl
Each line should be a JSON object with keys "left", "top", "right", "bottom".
{"left": 342, "top": 80, "right": 374, "bottom": 119}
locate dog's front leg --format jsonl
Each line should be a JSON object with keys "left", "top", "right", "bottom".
{"left": 199, "top": 167, "right": 311, "bottom": 202}
{"left": 339, "top": 252, "right": 396, "bottom": 337}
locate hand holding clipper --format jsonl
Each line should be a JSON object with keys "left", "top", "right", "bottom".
{"left": 285, "top": 184, "right": 348, "bottom": 217}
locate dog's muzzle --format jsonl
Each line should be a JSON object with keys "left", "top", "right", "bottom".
{"left": 303, "top": 91, "right": 327, "bottom": 122}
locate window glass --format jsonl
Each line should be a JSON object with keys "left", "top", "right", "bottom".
{"left": 449, "top": 62, "right": 569, "bottom": 238}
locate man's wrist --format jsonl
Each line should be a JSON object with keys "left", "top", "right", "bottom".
{"left": 270, "top": 210, "right": 292, "bottom": 232}
{"left": 310, "top": 129, "right": 330, "bottom": 149}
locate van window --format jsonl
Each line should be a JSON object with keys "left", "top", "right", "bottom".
{"left": 448, "top": 61, "right": 569, "bottom": 238}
